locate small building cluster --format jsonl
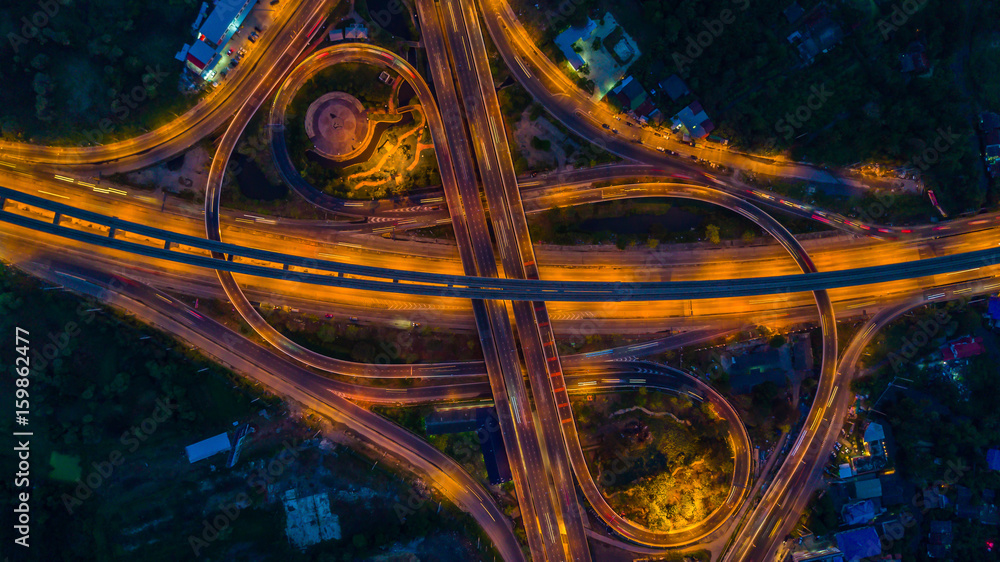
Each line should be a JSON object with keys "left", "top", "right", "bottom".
{"left": 176, "top": 0, "right": 259, "bottom": 83}
{"left": 783, "top": 2, "right": 845, "bottom": 64}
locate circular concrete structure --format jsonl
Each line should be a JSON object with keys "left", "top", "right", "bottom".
{"left": 304, "top": 92, "right": 369, "bottom": 160}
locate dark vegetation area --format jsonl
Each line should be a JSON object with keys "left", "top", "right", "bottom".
{"left": 0, "top": 0, "right": 198, "bottom": 143}
{"left": 519, "top": 0, "right": 1000, "bottom": 215}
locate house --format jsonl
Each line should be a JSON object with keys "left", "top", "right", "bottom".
{"left": 185, "top": 432, "right": 232, "bottom": 463}
{"left": 328, "top": 28, "right": 344, "bottom": 42}
{"left": 835, "top": 527, "right": 881, "bottom": 562}
{"left": 900, "top": 41, "right": 930, "bottom": 74}
{"left": 986, "top": 297, "right": 1000, "bottom": 328}
{"left": 611, "top": 76, "right": 649, "bottom": 112}
{"left": 854, "top": 478, "right": 883, "bottom": 500}
{"left": 786, "top": 4, "right": 844, "bottom": 63}
{"left": 659, "top": 74, "right": 690, "bottom": 101}
{"left": 927, "top": 520, "right": 953, "bottom": 558}
{"left": 670, "top": 101, "right": 715, "bottom": 139}
{"left": 940, "top": 336, "right": 985, "bottom": 361}
{"left": 988, "top": 448, "right": 1000, "bottom": 471}
{"left": 345, "top": 23, "right": 368, "bottom": 41}
{"left": 842, "top": 500, "right": 878, "bottom": 526}
{"left": 838, "top": 463, "right": 855, "bottom": 479}
{"left": 923, "top": 486, "right": 949, "bottom": 510}
{"left": 783, "top": 2, "right": 806, "bottom": 24}
{"left": 956, "top": 485, "right": 980, "bottom": 520}
{"left": 555, "top": 19, "right": 597, "bottom": 72}
{"left": 862, "top": 421, "right": 889, "bottom": 460}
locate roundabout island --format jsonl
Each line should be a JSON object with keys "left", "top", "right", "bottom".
{"left": 277, "top": 61, "right": 440, "bottom": 201}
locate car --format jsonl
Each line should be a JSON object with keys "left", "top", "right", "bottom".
{"left": 254, "top": 25, "right": 263, "bottom": 32}
{"left": 239, "top": 47, "right": 247, "bottom": 56}
{"left": 625, "top": 122, "right": 633, "bottom": 127}
{"left": 411, "top": 322, "right": 420, "bottom": 328}
{"left": 601, "top": 123, "right": 610, "bottom": 129}
{"left": 325, "top": 314, "right": 334, "bottom": 318}
{"left": 229, "top": 59, "right": 238, "bottom": 67}
{"left": 611, "top": 128, "right": 619, "bottom": 134}
{"left": 226, "top": 48, "right": 233, "bottom": 56}
{"left": 349, "top": 316, "right": 359, "bottom": 322}
{"left": 248, "top": 34, "right": 257, "bottom": 43}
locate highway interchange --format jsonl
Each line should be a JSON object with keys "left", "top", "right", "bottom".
{"left": 2, "top": 0, "right": 1000, "bottom": 560}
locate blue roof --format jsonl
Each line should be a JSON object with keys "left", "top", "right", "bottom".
{"left": 200, "top": 0, "right": 256, "bottom": 46}
{"left": 835, "top": 527, "right": 881, "bottom": 561}
{"left": 185, "top": 433, "right": 231, "bottom": 463}
{"left": 988, "top": 297, "right": 1000, "bottom": 320}
{"left": 988, "top": 448, "right": 1000, "bottom": 471}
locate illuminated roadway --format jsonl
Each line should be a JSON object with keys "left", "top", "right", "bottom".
{"left": 2, "top": 2, "right": 999, "bottom": 560}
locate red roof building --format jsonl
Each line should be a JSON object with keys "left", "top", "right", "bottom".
{"left": 940, "top": 336, "right": 985, "bottom": 361}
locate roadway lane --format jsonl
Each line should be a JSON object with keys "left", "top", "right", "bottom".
{"left": 414, "top": 2, "right": 562, "bottom": 557}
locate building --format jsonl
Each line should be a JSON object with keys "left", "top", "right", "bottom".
{"left": 940, "top": 336, "right": 985, "bottom": 361}
{"left": 328, "top": 28, "right": 344, "bottom": 42}
{"left": 862, "top": 421, "right": 889, "bottom": 461}
{"left": 842, "top": 499, "right": 878, "bottom": 526}
{"left": 835, "top": 527, "right": 881, "bottom": 562}
{"left": 988, "top": 448, "right": 1000, "bottom": 471}
{"left": 927, "top": 520, "right": 953, "bottom": 558}
{"left": 185, "top": 432, "right": 232, "bottom": 463}
{"left": 783, "top": 2, "right": 806, "bottom": 24}
{"left": 900, "top": 41, "right": 930, "bottom": 74}
{"left": 199, "top": 0, "right": 257, "bottom": 47}
{"left": 986, "top": 297, "right": 1000, "bottom": 328}
{"left": 658, "top": 74, "right": 690, "bottom": 101}
{"left": 180, "top": 0, "right": 259, "bottom": 82}
{"left": 853, "top": 478, "right": 883, "bottom": 501}
{"left": 345, "top": 23, "right": 368, "bottom": 41}
{"left": 786, "top": 4, "right": 844, "bottom": 63}
{"left": 611, "top": 76, "right": 649, "bottom": 112}
{"left": 670, "top": 101, "right": 715, "bottom": 139}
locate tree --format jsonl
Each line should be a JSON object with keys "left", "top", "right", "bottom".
{"left": 705, "top": 224, "right": 721, "bottom": 244}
